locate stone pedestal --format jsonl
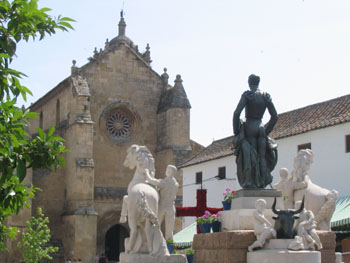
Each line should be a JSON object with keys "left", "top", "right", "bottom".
{"left": 119, "top": 253, "right": 187, "bottom": 263}
{"left": 193, "top": 231, "right": 255, "bottom": 263}
{"left": 247, "top": 249, "right": 321, "bottom": 263}
{"left": 192, "top": 230, "right": 336, "bottom": 263}
{"left": 343, "top": 252, "right": 350, "bottom": 263}
{"left": 342, "top": 239, "right": 350, "bottom": 252}
{"left": 220, "top": 189, "right": 282, "bottom": 231}
{"left": 248, "top": 238, "right": 321, "bottom": 263}
{"left": 318, "top": 231, "right": 337, "bottom": 263}
{"left": 335, "top": 252, "right": 344, "bottom": 263}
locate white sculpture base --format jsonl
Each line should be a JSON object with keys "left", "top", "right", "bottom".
{"left": 220, "top": 208, "right": 277, "bottom": 231}
{"left": 264, "top": 239, "right": 293, "bottom": 249}
{"left": 120, "top": 253, "right": 187, "bottom": 263}
{"left": 247, "top": 249, "right": 321, "bottom": 263}
{"left": 220, "top": 190, "right": 282, "bottom": 231}
{"left": 248, "top": 239, "right": 321, "bottom": 263}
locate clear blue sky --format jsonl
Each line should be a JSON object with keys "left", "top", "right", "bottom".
{"left": 14, "top": 0, "right": 350, "bottom": 146}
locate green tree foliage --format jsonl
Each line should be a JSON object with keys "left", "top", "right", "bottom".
{"left": 18, "top": 208, "right": 58, "bottom": 263}
{"left": 0, "top": 0, "right": 73, "bottom": 250}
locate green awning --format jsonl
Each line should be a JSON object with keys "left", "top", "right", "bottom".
{"left": 173, "top": 222, "right": 197, "bottom": 247}
{"left": 331, "top": 196, "right": 350, "bottom": 233}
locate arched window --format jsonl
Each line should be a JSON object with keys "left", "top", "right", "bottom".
{"left": 56, "top": 99, "right": 60, "bottom": 127}
{"left": 39, "top": 111, "right": 43, "bottom": 129}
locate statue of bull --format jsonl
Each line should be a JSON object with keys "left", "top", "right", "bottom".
{"left": 272, "top": 196, "right": 304, "bottom": 239}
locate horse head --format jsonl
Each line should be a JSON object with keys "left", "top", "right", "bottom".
{"left": 124, "top": 145, "right": 155, "bottom": 177}
{"left": 124, "top": 144, "right": 139, "bottom": 169}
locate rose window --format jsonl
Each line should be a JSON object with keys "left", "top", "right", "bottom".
{"left": 100, "top": 103, "right": 141, "bottom": 145}
{"left": 107, "top": 113, "right": 130, "bottom": 138}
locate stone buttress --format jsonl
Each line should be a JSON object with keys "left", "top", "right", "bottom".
{"left": 62, "top": 72, "right": 97, "bottom": 263}
{"left": 156, "top": 72, "right": 192, "bottom": 175}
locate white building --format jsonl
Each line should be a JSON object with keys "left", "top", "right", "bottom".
{"left": 180, "top": 94, "right": 350, "bottom": 228}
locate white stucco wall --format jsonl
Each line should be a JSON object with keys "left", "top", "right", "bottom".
{"left": 181, "top": 155, "right": 239, "bottom": 228}
{"left": 272, "top": 122, "right": 350, "bottom": 197}
{"left": 181, "top": 122, "right": 350, "bottom": 228}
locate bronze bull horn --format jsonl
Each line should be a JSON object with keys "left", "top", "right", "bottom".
{"left": 272, "top": 197, "right": 280, "bottom": 214}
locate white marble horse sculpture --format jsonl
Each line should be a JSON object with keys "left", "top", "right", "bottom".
{"left": 283, "top": 149, "right": 338, "bottom": 230}
{"left": 121, "top": 145, "right": 168, "bottom": 256}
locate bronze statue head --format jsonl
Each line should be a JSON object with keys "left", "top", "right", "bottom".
{"left": 248, "top": 74, "right": 260, "bottom": 91}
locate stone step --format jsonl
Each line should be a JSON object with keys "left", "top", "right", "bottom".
{"left": 192, "top": 230, "right": 336, "bottom": 263}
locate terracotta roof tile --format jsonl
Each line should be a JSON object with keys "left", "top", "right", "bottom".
{"left": 270, "top": 94, "right": 350, "bottom": 139}
{"left": 179, "top": 136, "right": 234, "bottom": 168}
{"left": 180, "top": 94, "right": 350, "bottom": 167}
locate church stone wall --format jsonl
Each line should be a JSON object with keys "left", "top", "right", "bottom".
{"left": 32, "top": 168, "right": 66, "bottom": 239}
{"left": 10, "top": 20, "right": 193, "bottom": 261}
{"left": 81, "top": 44, "right": 164, "bottom": 186}
{"left": 0, "top": 171, "right": 33, "bottom": 263}
{"left": 94, "top": 201, "right": 125, "bottom": 254}
{"left": 165, "top": 108, "right": 190, "bottom": 148}
{"left": 62, "top": 214, "right": 97, "bottom": 262}
{"left": 28, "top": 79, "right": 73, "bottom": 134}
{"left": 157, "top": 109, "right": 190, "bottom": 152}
{"left": 28, "top": 82, "right": 72, "bottom": 240}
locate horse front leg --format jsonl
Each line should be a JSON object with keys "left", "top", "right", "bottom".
{"left": 126, "top": 219, "right": 138, "bottom": 253}
{"left": 120, "top": 195, "right": 128, "bottom": 223}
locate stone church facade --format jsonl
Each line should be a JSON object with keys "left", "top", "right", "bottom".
{"left": 4, "top": 14, "right": 200, "bottom": 263}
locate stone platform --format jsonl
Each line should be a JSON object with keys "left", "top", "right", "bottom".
{"left": 220, "top": 189, "right": 282, "bottom": 231}
{"left": 247, "top": 249, "right": 321, "bottom": 263}
{"left": 192, "top": 230, "right": 336, "bottom": 263}
{"left": 120, "top": 253, "right": 187, "bottom": 263}
{"left": 193, "top": 231, "right": 255, "bottom": 263}
{"left": 248, "top": 239, "right": 321, "bottom": 263}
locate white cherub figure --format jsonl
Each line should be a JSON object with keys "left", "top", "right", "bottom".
{"left": 248, "top": 199, "right": 276, "bottom": 251}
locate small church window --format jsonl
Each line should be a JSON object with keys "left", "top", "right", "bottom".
{"left": 40, "top": 111, "right": 43, "bottom": 129}
{"left": 56, "top": 99, "right": 60, "bottom": 127}
{"left": 298, "top": 143, "right": 311, "bottom": 152}
{"left": 346, "top": 135, "right": 350, "bottom": 153}
{"left": 196, "top": 172, "right": 202, "bottom": 184}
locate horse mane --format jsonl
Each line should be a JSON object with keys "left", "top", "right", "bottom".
{"left": 131, "top": 145, "right": 155, "bottom": 174}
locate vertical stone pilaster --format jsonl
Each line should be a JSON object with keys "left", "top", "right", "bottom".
{"left": 62, "top": 75, "right": 97, "bottom": 263}
{"left": 63, "top": 212, "right": 97, "bottom": 263}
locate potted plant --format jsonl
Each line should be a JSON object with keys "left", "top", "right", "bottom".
{"left": 222, "top": 188, "right": 236, "bottom": 210}
{"left": 196, "top": 211, "right": 212, "bottom": 233}
{"left": 185, "top": 249, "right": 194, "bottom": 263}
{"left": 210, "top": 212, "right": 221, "bottom": 232}
{"left": 166, "top": 239, "right": 176, "bottom": 254}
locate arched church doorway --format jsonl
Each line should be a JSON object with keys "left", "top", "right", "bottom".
{"left": 105, "top": 224, "right": 129, "bottom": 262}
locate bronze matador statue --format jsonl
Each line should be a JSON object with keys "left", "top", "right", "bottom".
{"left": 233, "top": 74, "right": 278, "bottom": 189}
